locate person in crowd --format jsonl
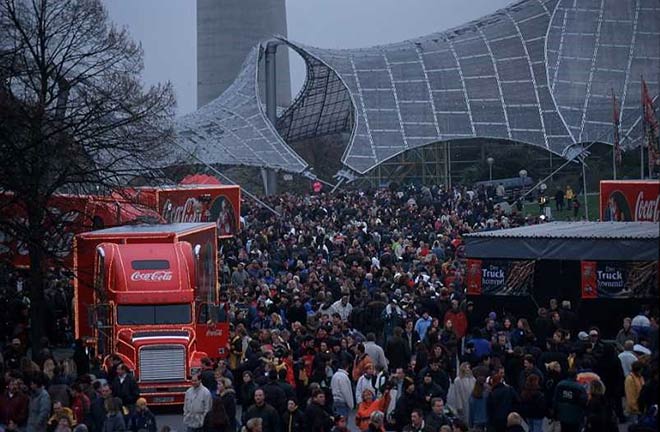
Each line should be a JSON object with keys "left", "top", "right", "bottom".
{"left": 584, "top": 380, "right": 617, "bottom": 432}
{"left": 110, "top": 364, "right": 139, "bottom": 413}
{"left": 356, "top": 388, "right": 391, "bottom": 431}
{"left": 216, "top": 378, "right": 237, "bottom": 432}
{"left": 127, "top": 398, "right": 156, "bottom": 432}
{"left": 102, "top": 397, "right": 125, "bottom": 432}
{"left": 0, "top": 377, "right": 29, "bottom": 429}
{"left": 91, "top": 383, "right": 113, "bottom": 432}
{"left": 468, "top": 376, "right": 488, "bottom": 431}
{"left": 241, "top": 389, "right": 280, "bottom": 432}
{"left": 330, "top": 360, "right": 353, "bottom": 417}
{"left": 303, "top": 389, "right": 333, "bottom": 432}
{"left": 47, "top": 401, "right": 75, "bottom": 432}
{"left": 487, "top": 371, "right": 519, "bottom": 432}
{"left": 517, "top": 374, "right": 545, "bottom": 432}
{"left": 553, "top": 369, "right": 587, "bottom": 432}
{"left": 402, "top": 409, "right": 432, "bottom": 432}
{"left": 424, "top": 398, "right": 450, "bottom": 431}
{"left": 282, "top": 398, "right": 304, "bottom": 432}
{"left": 449, "top": 362, "right": 475, "bottom": 424}
{"left": 244, "top": 418, "right": 262, "bottom": 432}
{"left": 203, "top": 397, "right": 229, "bottom": 432}
{"left": 28, "top": 372, "right": 52, "bottom": 432}
{"left": 184, "top": 374, "right": 213, "bottom": 432}
{"left": 504, "top": 412, "right": 526, "bottom": 432}
{"left": 624, "top": 361, "right": 645, "bottom": 423}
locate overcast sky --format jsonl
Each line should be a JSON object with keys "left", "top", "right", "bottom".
{"left": 105, "top": 0, "right": 513, "bottom": 116}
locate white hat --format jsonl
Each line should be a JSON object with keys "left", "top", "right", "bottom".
{"left": 633, "top": 344, "right": 651, "bottom": 355}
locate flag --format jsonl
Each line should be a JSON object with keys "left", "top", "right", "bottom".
{"left": 612, "top": 89, "right": 622, "bottom": 165}
{"left": 642, "top": 79, "right": 659, "bottom": 174}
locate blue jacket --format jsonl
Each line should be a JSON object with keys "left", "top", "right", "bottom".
{"left": 415, "top": 317, "right": 432, "bottom": 341}
{"left": 469, "top": 395, "right": 488, "bottom": 426}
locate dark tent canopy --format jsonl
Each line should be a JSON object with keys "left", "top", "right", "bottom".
{"left": 464, "top": 222, "right": 659, "bottom": 261}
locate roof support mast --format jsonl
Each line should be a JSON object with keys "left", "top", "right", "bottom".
{"left": 262, "top": 42, "right": 279, "bottom": 195}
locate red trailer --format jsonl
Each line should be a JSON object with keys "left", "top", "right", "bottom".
{"left": 0, "top": 193, "right": 162, "bottom": 269}
{"left": 74, "top": 223, "right": 229, "bottom": 405}
{"left": 600, "top": 180, "right": 660, "bottom": 222}
{"left": 123, "top": 184, "right": 241, "bottom": 238}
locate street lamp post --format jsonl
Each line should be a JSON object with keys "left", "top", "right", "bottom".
{"left": 519, "top": 169, "right": 527, "bottom": 196}
{"left": 487, "top": 157, "right": 494, "bottom": 182}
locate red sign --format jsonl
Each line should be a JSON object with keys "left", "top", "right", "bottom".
{"left": 600, "top": 180, "right": 660, "bottom": 222}
{"left": 130, "top": 270, "right": 174, "bottom": 282}
{"left": 466, "top": 259, "right": 482, "bottom": 295}
{"left": 581, "top": 261, "right": 598, "bottom": 299}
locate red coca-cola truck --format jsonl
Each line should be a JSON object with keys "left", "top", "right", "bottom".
{"left": 124, "top": 184, "right": 241, "bottom": 238}
{"left": 74, "top": 223, "right": 228, "bottom": 405}
{"left": 0, "top": 193, "right": 162, "bottom": 269}
{"left": 600, "top": 180, "right": 660, "bottom": 222}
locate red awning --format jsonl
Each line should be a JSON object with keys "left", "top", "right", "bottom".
{"left": 179, "top": 174, "right": 222, "bottom": 185}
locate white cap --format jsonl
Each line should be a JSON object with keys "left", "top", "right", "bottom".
{"left": 633, "top": 344, "right": 651, "bottom": 355}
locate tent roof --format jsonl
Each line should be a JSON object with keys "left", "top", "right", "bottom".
{"left": 464, "top": 222, "right": 659, "bottom": 261}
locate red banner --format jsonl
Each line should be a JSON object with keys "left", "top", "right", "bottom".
{"left": 600, "top": 180, "right": 660, "bottom": 222}
{"left": 581, "top": 261, "right": 598, "bottom": 299}
{"left": 467, "top": 259, "right": 482, "bottom": 295}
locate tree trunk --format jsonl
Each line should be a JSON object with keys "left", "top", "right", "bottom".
{"left": 27, "top": 207, "right": 46, "bottom": 358}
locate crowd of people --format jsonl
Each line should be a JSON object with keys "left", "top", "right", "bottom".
{"left": 0, "top": 184, "right": 658, "bottom": 432}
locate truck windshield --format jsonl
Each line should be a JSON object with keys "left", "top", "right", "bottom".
{"left": 116, "top": 304, "right": 191, "bottom": 325}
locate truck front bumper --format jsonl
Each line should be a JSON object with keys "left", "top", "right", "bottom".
{"left": 139, "top": 384, "right": 189, "bottom": 405}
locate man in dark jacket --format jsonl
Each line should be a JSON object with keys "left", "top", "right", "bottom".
{"left": 262, "top": 370, "right": 287, "bottom": 414}
{"left": 111, "top": 364, "right": 140, "bottom": 410}
{"left": 424, "top": 398, "right": 450, "bottom": 432}
{"left": 415, "top": 373, "right": 444, "bottom": 413}
{"left": 304, "top": 389, "right": 334, "bottom": 432}
{"left": 552, "top": 370, "right": 587, "bottom": 432}
{"left": 200, "top": 357, "right": 217, "bottom": 395}
{"left": 127, "top": 398, "right": 157, "bottom": 432}
{"left": 402, "top": 409, "right": 433, "bottom": 432}
{"left": 385, "top": 327, "right": 409, "bottom": 370}
{"left": 487, "top": 372, "right": 520, "bottom": 432}
{"left": 416, "top": 361, "right": 448, "bottom": 401}
{"left": 90, "top": 383, "right": 112, "bottom": 432}
{"left": 242, "top": 389, "right": 281, "bottom": 432}
{"left": 393, "top": 379, "right": 418, "bottom": 432}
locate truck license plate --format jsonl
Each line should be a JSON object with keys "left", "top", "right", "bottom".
{"left": 153, "top": 396, "right": 175, "bottom": 403}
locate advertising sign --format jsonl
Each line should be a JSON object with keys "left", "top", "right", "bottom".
{"left": 581, "top": 260, "right": 658, "bottom": 299}
{"left": 600, "top": 180, "right": 660, "bottom": 222}
{"left": 467, "top": 259, "right": 535, "bottom": 296}
{"left": 128, "top": 185, "right": 241, "bottom": 238}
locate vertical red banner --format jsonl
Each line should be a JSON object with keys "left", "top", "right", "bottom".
{"left": 581, "top": 261, "right": 598, "bottom": 299}
{"left": 467, "top": 259, "right": 483, "bottom": 295}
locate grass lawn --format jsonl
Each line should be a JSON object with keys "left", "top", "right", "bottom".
{"left": 521, "top": 193, "right": 600, "bottom": 221}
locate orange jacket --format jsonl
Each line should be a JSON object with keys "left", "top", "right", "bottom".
{"left": 352, "top": 354, "right": 373, "bottom": 382}
{"left": 355, "top": 391, "right": 391, "bottom": 431}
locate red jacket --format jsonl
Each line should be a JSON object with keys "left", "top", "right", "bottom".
{"left": 443, "top": 309, "right": 468, "bottom": 339}
{"left": 71, "top": 393, "right": 91, "bottom": 423}
{"left": 0, "top": 390, "right": 29, "bottom": 426}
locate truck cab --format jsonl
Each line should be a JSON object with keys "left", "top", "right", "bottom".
{"left": 74, "top": 223, "right": 227, "bottom": 405}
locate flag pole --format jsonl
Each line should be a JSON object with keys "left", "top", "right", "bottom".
{"left": 641, "top": 77, "right": 645, "bottom": 179}
{"left": 612, "top": 88, "right": 617, "bottom": 180}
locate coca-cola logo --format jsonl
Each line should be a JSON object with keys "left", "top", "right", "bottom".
{"left": 161, "top": 198, "right": 203, "bottom": 224}
{"left": 205, "top": 329, "right": 223, "bottom": 337}
{"left": 635, "top": 192, "right": 660, "bottom": 222}
{"left": 130, "top": 271, "right": 173, "bottom": 282}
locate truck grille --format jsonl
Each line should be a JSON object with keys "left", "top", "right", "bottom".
{"left": 139, "top": 345, "right": 186, "bottom": 382}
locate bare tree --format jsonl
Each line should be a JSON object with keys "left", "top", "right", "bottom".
{"left": 0, "top": 0, "right": 175, "bottom": 352}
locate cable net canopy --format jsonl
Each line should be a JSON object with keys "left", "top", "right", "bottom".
{"left": 278, "top": 0, "right": 659, "bottom": 174}
{"left": 172, "top": 47, "right": 308, "bottom": 173}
